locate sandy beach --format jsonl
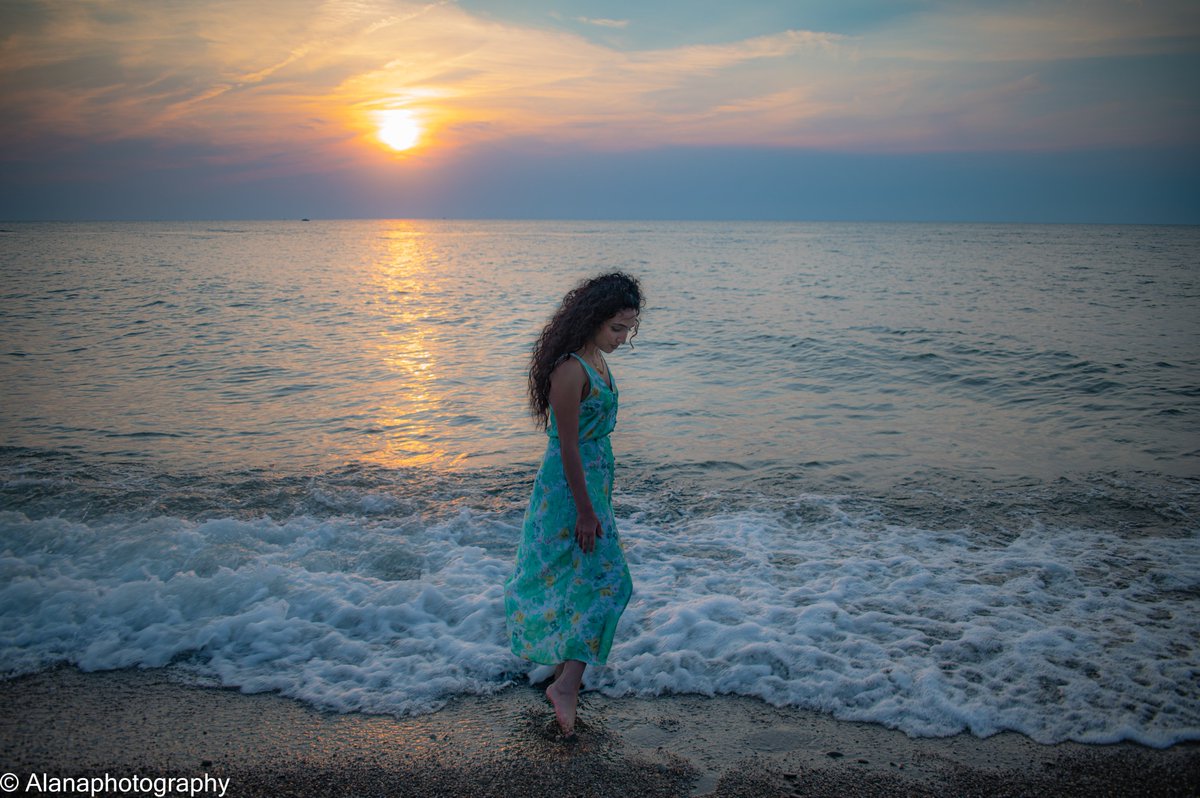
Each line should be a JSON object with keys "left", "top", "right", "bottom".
{"left": 1, "top": 667, "right": 1196, "bottom": 797}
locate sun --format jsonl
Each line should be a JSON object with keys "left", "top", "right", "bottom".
{"left": 376, "top": 109, "right": 422, "bottom": 152}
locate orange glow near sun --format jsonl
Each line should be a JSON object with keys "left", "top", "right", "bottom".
{"left": 376, "top": 109, "right": 422, "bottom": 152}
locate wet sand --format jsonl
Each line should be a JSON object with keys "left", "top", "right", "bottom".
{"left": 1, "top": 667, "right": 1197, "bottom": 797}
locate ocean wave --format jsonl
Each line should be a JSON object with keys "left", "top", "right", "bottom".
{"left": 1, "top": 469, "right": 1196, "bottom": 747}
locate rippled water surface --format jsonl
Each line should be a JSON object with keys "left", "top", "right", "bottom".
{"left": 1, "top": 220, "right": 1197, "bottom": 745}
{"left": 3, "top": 221, "right": 1196, "bottom": 485}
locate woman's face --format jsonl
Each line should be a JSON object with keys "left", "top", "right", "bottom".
{"left": 591, "top": 308, "right": 639, "bottom": 354}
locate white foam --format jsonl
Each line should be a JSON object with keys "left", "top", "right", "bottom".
{"left": 1, "top": 499, "right": 1197, "bottom": 746}
{"left": 603, "top": 504, "right": 1200, "bottom": 746}
{"left": 0, "top": 509, "right": 518, "bottom": 715}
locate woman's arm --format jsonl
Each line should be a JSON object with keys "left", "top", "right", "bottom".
{"left": 548, "top": 358, "right": 602, "bottom": 554}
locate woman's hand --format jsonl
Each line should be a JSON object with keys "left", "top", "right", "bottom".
{"left": 549, "top": 357, "right": 605, "bottom": 555}
{"left": 575, "top": 509, "right": 603, "bottom": 554}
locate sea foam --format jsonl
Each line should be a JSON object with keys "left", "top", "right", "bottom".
{"left": 1, "top": 494, "right": 1197, "bottom": 747}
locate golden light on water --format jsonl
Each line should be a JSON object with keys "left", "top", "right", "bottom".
{"left": 375, "top": 109, "right": 422, "bottom": 152}
{"left": 365, "top": 224, "right": 460, "bottom": 470}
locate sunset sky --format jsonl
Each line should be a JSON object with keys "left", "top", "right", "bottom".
{"left": 2, "top": 0, "right": 1197, "bottom": 221}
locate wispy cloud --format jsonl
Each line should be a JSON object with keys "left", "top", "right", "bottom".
{"left": 876, "top": 1, "right": 1200, "bottom": 63}
{"left": 577, "top": 17, "right": 629, "bottom": 29}
{"left": 0, "top": 0, "right": 1195, "bottom": 179}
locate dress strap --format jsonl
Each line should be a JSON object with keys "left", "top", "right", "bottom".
{"left": 570, "top": 352, "right": 612, "bottom": 391}
{"left": 567, "top": 352, "right": 594, "bottom": 394}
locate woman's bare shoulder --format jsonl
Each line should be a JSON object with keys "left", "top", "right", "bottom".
{"left": 549, "top": 354, "right": 587, "bottom": 396}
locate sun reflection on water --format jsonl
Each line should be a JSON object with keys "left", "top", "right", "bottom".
{"left": 365, "top": 223, "right": 464, "bottom": 470}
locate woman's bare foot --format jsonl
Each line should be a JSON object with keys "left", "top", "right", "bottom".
{"left": 544, "top": 679, "right": 578, "bottom": 737}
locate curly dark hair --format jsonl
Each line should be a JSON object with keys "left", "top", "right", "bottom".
{"left": 528, "top": 272, "right": 642, "bottom": 428}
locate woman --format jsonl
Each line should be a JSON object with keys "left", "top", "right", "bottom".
{"left": 504, "top": 272, "right": 642, "bottom": 737}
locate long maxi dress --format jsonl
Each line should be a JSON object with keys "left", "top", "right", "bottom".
{"left": 504, "top": 353, "right": 633, "bottom": 666}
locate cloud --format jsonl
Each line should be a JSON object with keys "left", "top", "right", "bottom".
{"left": 0, "top": 0, "right": 1195, "bottom": 183}
{"left": 576, "top": 17, "right": 629, "bottom": 29}
{"left": 874, "top": 1, "right": 1200, "bottom": 63}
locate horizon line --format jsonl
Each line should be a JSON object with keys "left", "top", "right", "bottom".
{"left": 3, "top": 217, "right": 1198, "bottom": 226}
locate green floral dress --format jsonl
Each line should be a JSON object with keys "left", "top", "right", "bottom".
{"left": 504, "top": 353, "right": 633, "bottom": 666}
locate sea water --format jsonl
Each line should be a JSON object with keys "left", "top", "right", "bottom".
{"left": 1, "top": 220, "right": 1197, "bottom": 746}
